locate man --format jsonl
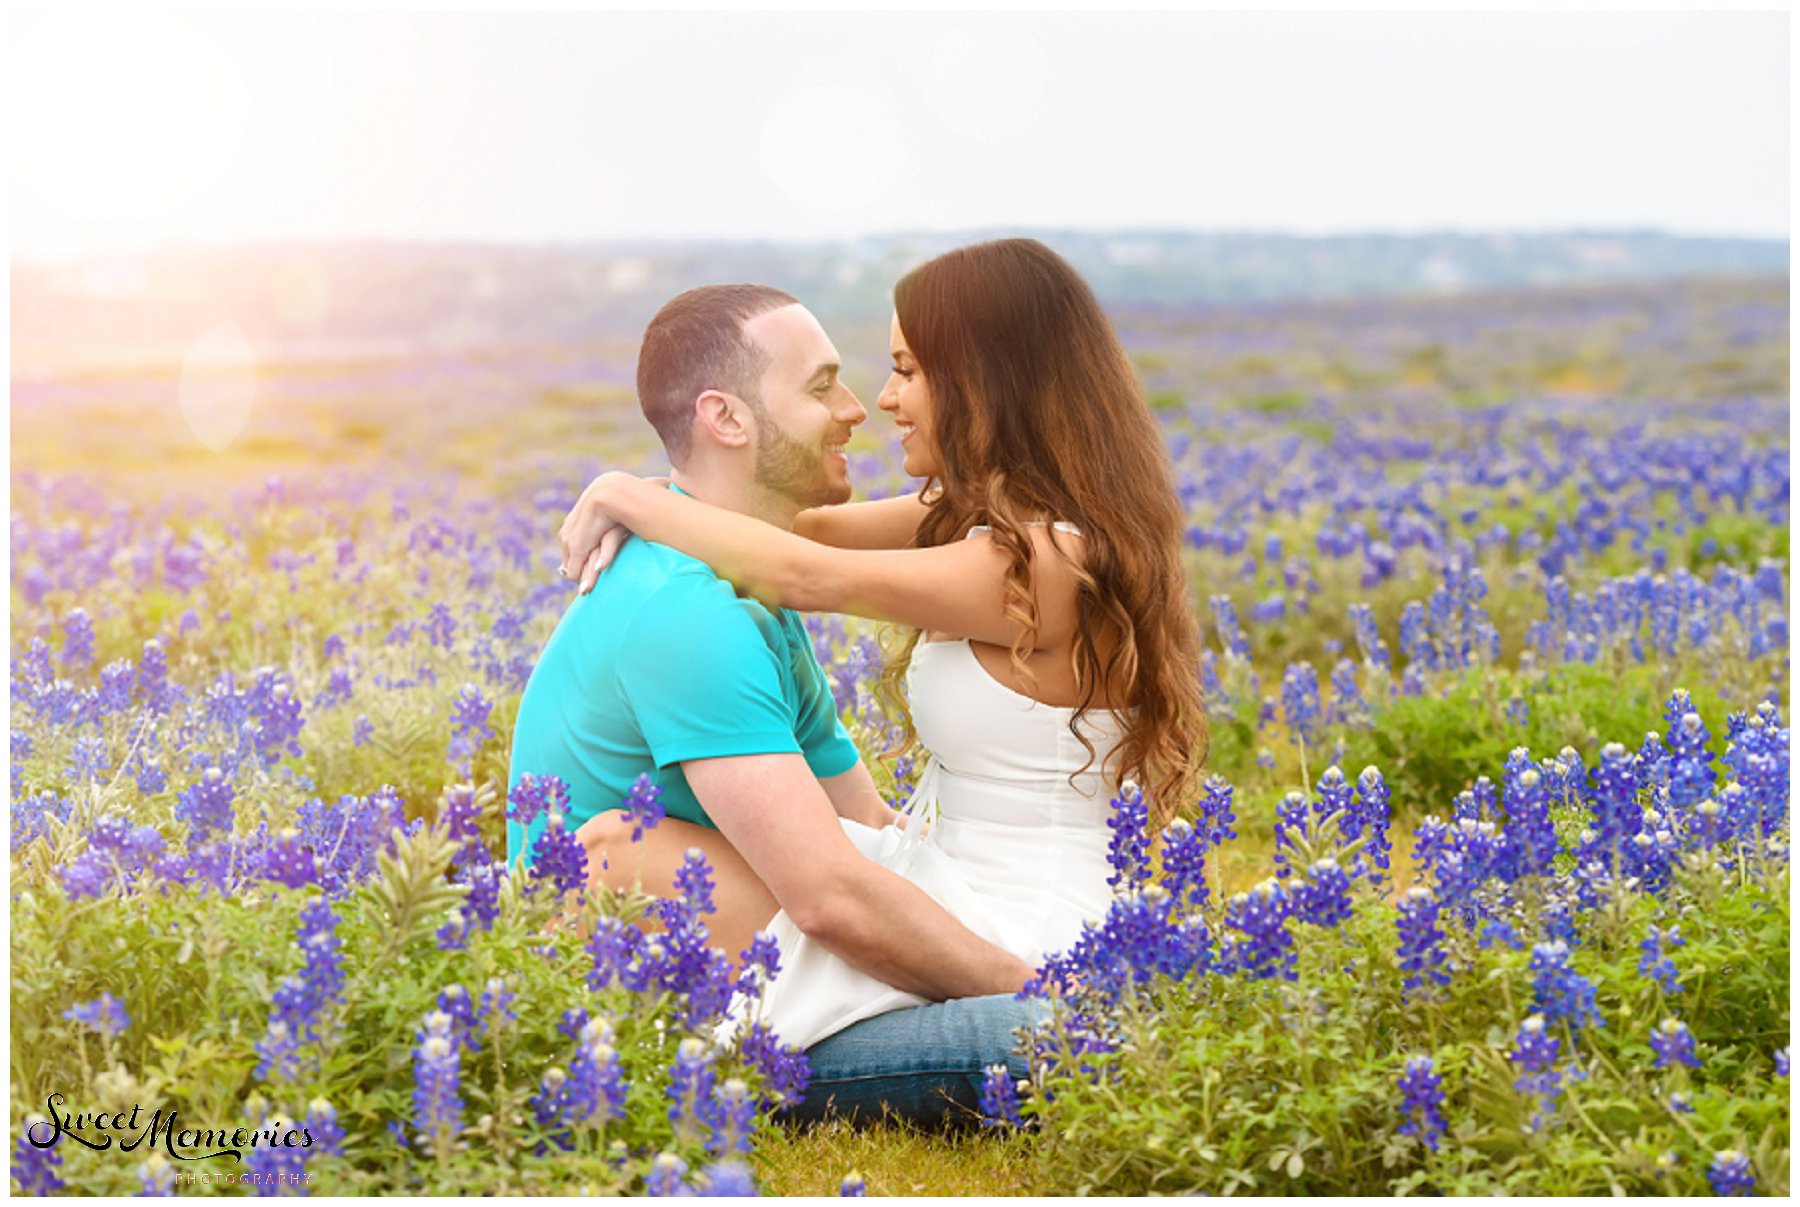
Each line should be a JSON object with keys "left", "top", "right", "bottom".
{"left": 507, "top": 284, "right": 1038, "bottom": 1124}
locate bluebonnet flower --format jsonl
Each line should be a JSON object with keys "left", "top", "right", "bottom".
{"left": 1293, "top": 860, "right": 1353, "bottom": 928}
{"left": 735, "top": 1022, "right": 810, "bottom": 1110}
{"left": 1225, "top": 879, "right": 1295, "bottom": 982}
{"left": 1667, "top": 1090, "right": 1694, "bottom": 1114}
{"left": 135, "top": 1151, "right": 175, "bottom": 1196}
{"left": 1529, "top": 941, "right": 1602, "bottom": 1034}
{"left": 175, "top": 768, "right": 236, "bottom": 847}
{"left": 1502, "top": 752, "right": 1556, "bottom": 881}
{"left": 63, "top": 992, "right": 130, "bottom": 1039}
{"left": 61, "top": 815, "right": 166, "bottom": 899}
{"left": 1347, "top": 602, "right": 1391, "bottom": 668}
{"left": 246, "top": 670, "right": 306, "bottom": 761}
{"left": 257, "top": 897, "right": 345, "bottom": 1079}
{"left": 1396, "top": 887, "right": 1451, "bottom": 995}
{"left": 622, "top": 773, "right": 666, "bottom": 841}
{"left": 1344, "top": 766, "right": 1393, "bottom": 884}
{"left": 352, "top": 716, "right": 374, "bottom": 747}
{"left": 305, "top": 1098, "right": 346, "bottom": 1157}
{"left": 130, "top": 753, "right": 168, "bottom": 796}
{"left": 533, "top": 1017, "right": 627, "bottom": 1152}
{"left": 1280, "top": 661, "right": 1322, "bottom": 747}
{"left": 1396, "top": 1055, "right": 1446, "bottom": 1151}
{"left": 1637, "top": 925, "right": 1684, "bottom": 995}
{"left": 460, "top": 860, "right": 504, "bottom": 933}
{"left": 10, "top": 730, "right": 31, "bottom": 801}
{"left": 646, "top": 1153, "right": 689, "bottom": 1197}
{"left": 436, "top": 984, "right": 480, "bottom": 1052}
{"left": 508, "top": 772, "right": 570, "bottom": 828}
{"left": 11, "top": 791, "right": 74, "bottom": 855}
{"left": 1195, "top": 775, "right": 1238, "bottom": 850}
{"left": 529, "top": 813, "right": 588, "bottom": 900}
{"left": 1209, "top": 595, "right": 1251, "bottom": 660}
{"left": 65, "top": 734, "right": 110, "bottom": 785}
{"left": 1478, "top": 917, "right": 1525, "bottom": 951}
{"left": 736, "top": 930, "right": 783, "bottom": 1000}
{"left": 706, "top": 1077, "right": 757, "bottom": 1157}
{"left": 62, "top": 607, "right": 95, "bottom": 669}
{"left": 1328, "top": 659, "right": 1366, "bottom": 728}
{"left": 1106, "top": 783, "right": 1152, "bottom": 890}
{"left": 412, "top": 1010, "right": 464, "bottom": 1152}
{"left": 1271, "top": 791, "right": 1311, "bottom": 880}
{"left": 1707, "top": 1150, "right": 1755, "bottom": 1196}
{"left": 696, "top": 1161, "right": 758, "bottom": 1196}
{"left": 978, "top": 1064, "right": 1023, "bottom": 1127}
{"left": 839, "top": 1171, "right": 868, "bottom": 1196}
{"left": 315, "top": 666, "right": 354, "bottom": 711}
{"left": 261, "top": 828, "right": 319, "bottom": 889}
{"left": 1158, "top": 818, "right": 1209, "bottom": 911}
{"left": 668, "top": 1038, "right": 717, "bottom": 1143}
{"left": 1510, "top": 1015, "right": 1563, "bottom": 1131}
{"left": 447, "top": 684, "right": 493, "bottom": 769}
{"left": 14, "top": 1113, "right": 66, "bottom": 1194}
{"left": 439, "top": 783, "right": 484, "bottom": 851}
{"left": 97, "top": 660, "right": 135, "bottom": 715}
{"left": 558, "top": 1006, "right": 590, "bottom": 1041}
{"left": 1776, "top": 1048, "right": 1790, "bottom": 1078}
{"left": 1582, "top": 742, "right": 1641, "bottom": 873}
{"left": 1650, "top": 1018, "right": 1699, "bottom": 1069}
{"left": 425, "top": 602, "right": 458, "bottom": 650}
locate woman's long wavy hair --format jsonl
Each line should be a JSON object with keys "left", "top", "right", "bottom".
{"left": 872, "top": 238, "right": 1208, "bottom": 827}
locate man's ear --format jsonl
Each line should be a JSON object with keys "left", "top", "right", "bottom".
{"left": 694, "top": 389, "right": 752, "bottom": 450}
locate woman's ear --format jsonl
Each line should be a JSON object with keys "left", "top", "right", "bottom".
{"left": 693, "top": 389, "right": 751, "bottom": 450}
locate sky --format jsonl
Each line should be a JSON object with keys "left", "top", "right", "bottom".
{"left": 8, "top": 8, "right": 1790, "bottom": 259}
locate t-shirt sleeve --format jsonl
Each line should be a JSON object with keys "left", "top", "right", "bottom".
{"left": 789, "top": 634, "right": 861, "bottom": 781}
{"left": 618, "top": 578, "right": 806, "bottom": 768}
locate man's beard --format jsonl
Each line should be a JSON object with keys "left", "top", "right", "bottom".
{"left": 745, "top": 396, "right": 846, "bottom": 508}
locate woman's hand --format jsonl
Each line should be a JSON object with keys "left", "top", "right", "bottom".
{"left": 558, "top": 472, "right": 669, "bottom": 593}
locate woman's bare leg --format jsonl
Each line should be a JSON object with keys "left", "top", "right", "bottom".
{"left": 576, "top": 809, "right": 781, "bottom": 963}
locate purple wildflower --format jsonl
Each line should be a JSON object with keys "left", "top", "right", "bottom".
{"left": 622, "top": 773, "right": 665, "bottom": 842}
{"left": 63, "top": 992, "right": 130, "bottom": 1040}
{"left": 978, "top": 1064, "right": 1023, "bottom": 1128}
{"left": 1650, "top": 1018, "right": 1699, "bottom": 1069}
{"left": 1708, "top": 1151, "right": 1755, "bottom": 1196}
{"left": 1396, "top": 887, "right": 1451, "bottom": 996}
{"left": 1106, "top": 783, "right": 1152, "bottom": 890}
{"left": 1396, "top": 1055, "right": 1446, "bottom": 1151}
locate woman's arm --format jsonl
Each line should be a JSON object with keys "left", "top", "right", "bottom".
{"left": 794, "top": 493, "right": 930, "bottom": 550}
{"left": 580, "top": 474, "right": 1083, "bottom": 650}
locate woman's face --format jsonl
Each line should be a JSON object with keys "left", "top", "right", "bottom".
{"left": 878, "top": 313, "right": 941, "bottom": 480}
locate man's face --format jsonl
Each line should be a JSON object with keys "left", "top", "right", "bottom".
{"left": 738, "top": 304, "right": 867, "bottom": 508}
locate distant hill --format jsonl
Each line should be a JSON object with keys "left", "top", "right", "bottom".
{"left": 11, "top": 230, "right": 1786, "bottom": 369}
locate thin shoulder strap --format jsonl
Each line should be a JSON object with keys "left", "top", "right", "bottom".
{"left": 964, "top": 520, "right": 1085, "bottom": 540}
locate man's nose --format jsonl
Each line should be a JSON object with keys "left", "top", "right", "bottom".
{"left": 837, "top": 384, "right": 868, "bottom": 426}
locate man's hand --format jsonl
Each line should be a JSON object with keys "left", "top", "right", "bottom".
{"left": 558, "top": 472, "right": 670, "bottom": 593}
{"left": 685, "top": 753, "right": 1032, "bottom": 1000}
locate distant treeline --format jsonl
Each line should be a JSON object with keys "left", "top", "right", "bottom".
{"left": 12, "top": 230, "right": 1786, "bottom": 366}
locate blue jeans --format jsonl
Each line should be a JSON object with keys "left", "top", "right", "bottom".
{"left": 781, "top": 994, "right": 1043, "bottom": 1128}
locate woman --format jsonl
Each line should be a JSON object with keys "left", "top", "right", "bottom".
{"left": 560, "top": 239, "right": 1207, "bottom": 1048}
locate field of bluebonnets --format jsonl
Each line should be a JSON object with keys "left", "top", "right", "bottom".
{"left": 10, "top": 273, "right": 1791, "bottom": 1195}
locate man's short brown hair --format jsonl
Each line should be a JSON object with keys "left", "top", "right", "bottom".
{"left": 635, "top": 284, "right": 800, "bottom": 465}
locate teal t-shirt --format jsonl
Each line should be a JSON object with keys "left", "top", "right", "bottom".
{"left": 505, "top": 530, "right": 859, "bottom": 870}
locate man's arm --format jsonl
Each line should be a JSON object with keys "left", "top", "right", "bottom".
{"left": 818, "top": 761, "right": 899, "bottom": 830}
{"left": 685, "top": 753, "right": 1031, "bottom": 1001}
